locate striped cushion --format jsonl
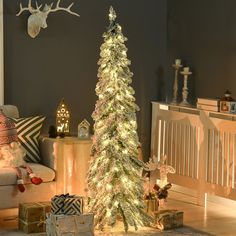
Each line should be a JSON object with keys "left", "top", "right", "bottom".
{"left": 12, "top": 116, "right": 45, "bottom": 163}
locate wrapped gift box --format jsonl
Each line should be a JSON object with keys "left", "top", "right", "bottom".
{"left": 46, "top": 213, "right": 94, "bottom": 236}
{"left": 19, "top": 201, "right": 51, "bottom": 233}
{"left": 51, "top": 194, "right": 83, "bottom": 215}
{"left": 154, "top": 209, "right": 183, "bottom": 230}
{"left": 144, "top": 199, "right": 159, "bottom": 216}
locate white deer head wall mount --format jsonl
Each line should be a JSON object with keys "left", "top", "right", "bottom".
{"left": 16, "top": 0, "right": 80, "bottom": 38}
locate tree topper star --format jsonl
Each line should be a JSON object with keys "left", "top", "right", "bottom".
{"left": 109, "top": 6, "right": 117, "bottom": 22}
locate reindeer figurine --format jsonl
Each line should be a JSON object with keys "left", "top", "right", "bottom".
{"left": 16, "top": 0, "right": 80, "bottom": 38}
{"left": 145, "top": 154, "right": 175, "bottom": 188}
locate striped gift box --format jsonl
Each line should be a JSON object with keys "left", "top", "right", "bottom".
{"left": 51, "top": 194, "right": 83, "bottom": 215}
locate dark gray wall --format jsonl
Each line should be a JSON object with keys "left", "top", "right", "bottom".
{"left": 166, "top": 0, "right": 236, "bottom": 104}
{"left": 4, "top": 0, "right": 167, "bottom": 161}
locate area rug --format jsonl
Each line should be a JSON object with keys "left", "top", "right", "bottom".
{"left": 0, "top": 226, "right": 215, "bottom": 236}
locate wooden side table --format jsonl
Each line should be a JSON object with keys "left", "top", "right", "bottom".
{"left": 42, "top": 136, "right": 92, "bottom": 196}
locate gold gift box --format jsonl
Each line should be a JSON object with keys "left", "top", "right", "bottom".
{"left": 144, "top": 199, "right": 159, "bottom": 216}
{"left": 154, "top": 209, "right": 183, "bottom": 230}
{"left": 19, "top": 201, "right": 51, "bottom": 233}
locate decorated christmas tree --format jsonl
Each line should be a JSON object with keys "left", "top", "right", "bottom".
{"left": 87, "top": 6, "right": 152, "bottom": 232}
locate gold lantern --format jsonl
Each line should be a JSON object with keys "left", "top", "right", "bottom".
{"left": 56, "top": 98, "right": 70, "bottom": 135}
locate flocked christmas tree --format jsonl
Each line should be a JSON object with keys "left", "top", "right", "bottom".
{"left": 87, "top": 6, "right": 152, "bottom": 232}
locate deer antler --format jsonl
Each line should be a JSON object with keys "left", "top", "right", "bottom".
{"left": 35, "top": 2, "right": 42, "bottom": 11}
{"left": 16, "top": 0, "right": 39, "bottom": 16}
{"left": 144, "top": 155, "right": 159, "bottom": 171}
{"left": 46, "top": 0, "right": 80, "bottom": 17}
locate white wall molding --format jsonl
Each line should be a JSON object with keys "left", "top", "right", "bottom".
{"left": 0, "top": 0, "right": 3, "bottom": 105}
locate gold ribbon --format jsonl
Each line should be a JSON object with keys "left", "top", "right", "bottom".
{"left": 37, "top": 215, "right": 46, "bottom": 227}
{"left": 19, "top": 218, "right": 45, "bottom": 227}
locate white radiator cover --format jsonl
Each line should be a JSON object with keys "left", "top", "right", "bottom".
{"left": 151, "top": 102, "right": 236, "bottom": 205}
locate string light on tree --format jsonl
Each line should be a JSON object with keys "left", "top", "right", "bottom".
{"left": 87, "top": 6, "right": 152, "bottom": 232}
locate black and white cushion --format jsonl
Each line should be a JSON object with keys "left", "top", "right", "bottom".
{"left": 12, "top": 116, "right": 45, "bottom": 163}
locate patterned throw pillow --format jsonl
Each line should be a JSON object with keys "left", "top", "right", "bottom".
{"left": 12, "top": 116, "right": 45, "bottom": 163}
{"left": 0, "top": 110, "right": 18, "bottom": 146}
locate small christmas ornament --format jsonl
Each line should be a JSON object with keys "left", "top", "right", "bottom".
{"left": 77, "top": 119, "right": 90, "bottom": 139}
{"left": 56, "top": 98, "right": 70, "bottom": 136}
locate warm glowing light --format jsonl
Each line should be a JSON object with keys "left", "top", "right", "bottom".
{"left": 97, "top": 121, "right": 103, "bottom": 126}
{"left": 107, "top": 38, "right": 112, "bottom": 44}
{"left": 106, "top": 211, "right": 112, "bottom": 217}
{"left": 121, "top": 132, "right": 128, "bottom": 138}
{"left": 106, "top": 184, "right": 112, "bottom": 191}
{"left": 87, "top": 6, "right": 152, "bottom": 232}
{"left": 131, "top": 120, "right": 136, "bottom": 126}
{"left": 126, "top": 181, "right": 132, "bottom": 188}
{"left": 107, "top": 88, "right": 113, "bottom": 92}
{"left": 103, "top": 140, "right": 109, "bottom": 145}
{"left": 134, "top": 200, "right": 139, "bottom": 205}
{"left": 56, "top": 98, "right": 70, "bottom": 135}
{"left": 121, "top": 176, "right": 128, "bottom": 183}
{"left": 122, "top": 149, "right": 128, "bottom": 154}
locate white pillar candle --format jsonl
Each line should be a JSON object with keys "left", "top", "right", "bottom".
{"left": 183, "top": 67, "right": 190, "bottom": 72}
{"left": 175, "top": 59, "right": 181, "bottom": 65}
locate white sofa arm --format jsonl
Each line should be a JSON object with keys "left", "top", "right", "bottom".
{"left": 39, "top": 136, "right": 57, "bottom": 170}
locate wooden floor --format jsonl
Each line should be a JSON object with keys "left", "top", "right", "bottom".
{"left": 166, "top": 190, "right": 236, "bottom": 236}
{"left": 1, "top": 190, "right": 236, "bottom": 235}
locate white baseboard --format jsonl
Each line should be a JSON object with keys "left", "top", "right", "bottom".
{"left": 170, "top": 183, "right": 236, "bottom": 208}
